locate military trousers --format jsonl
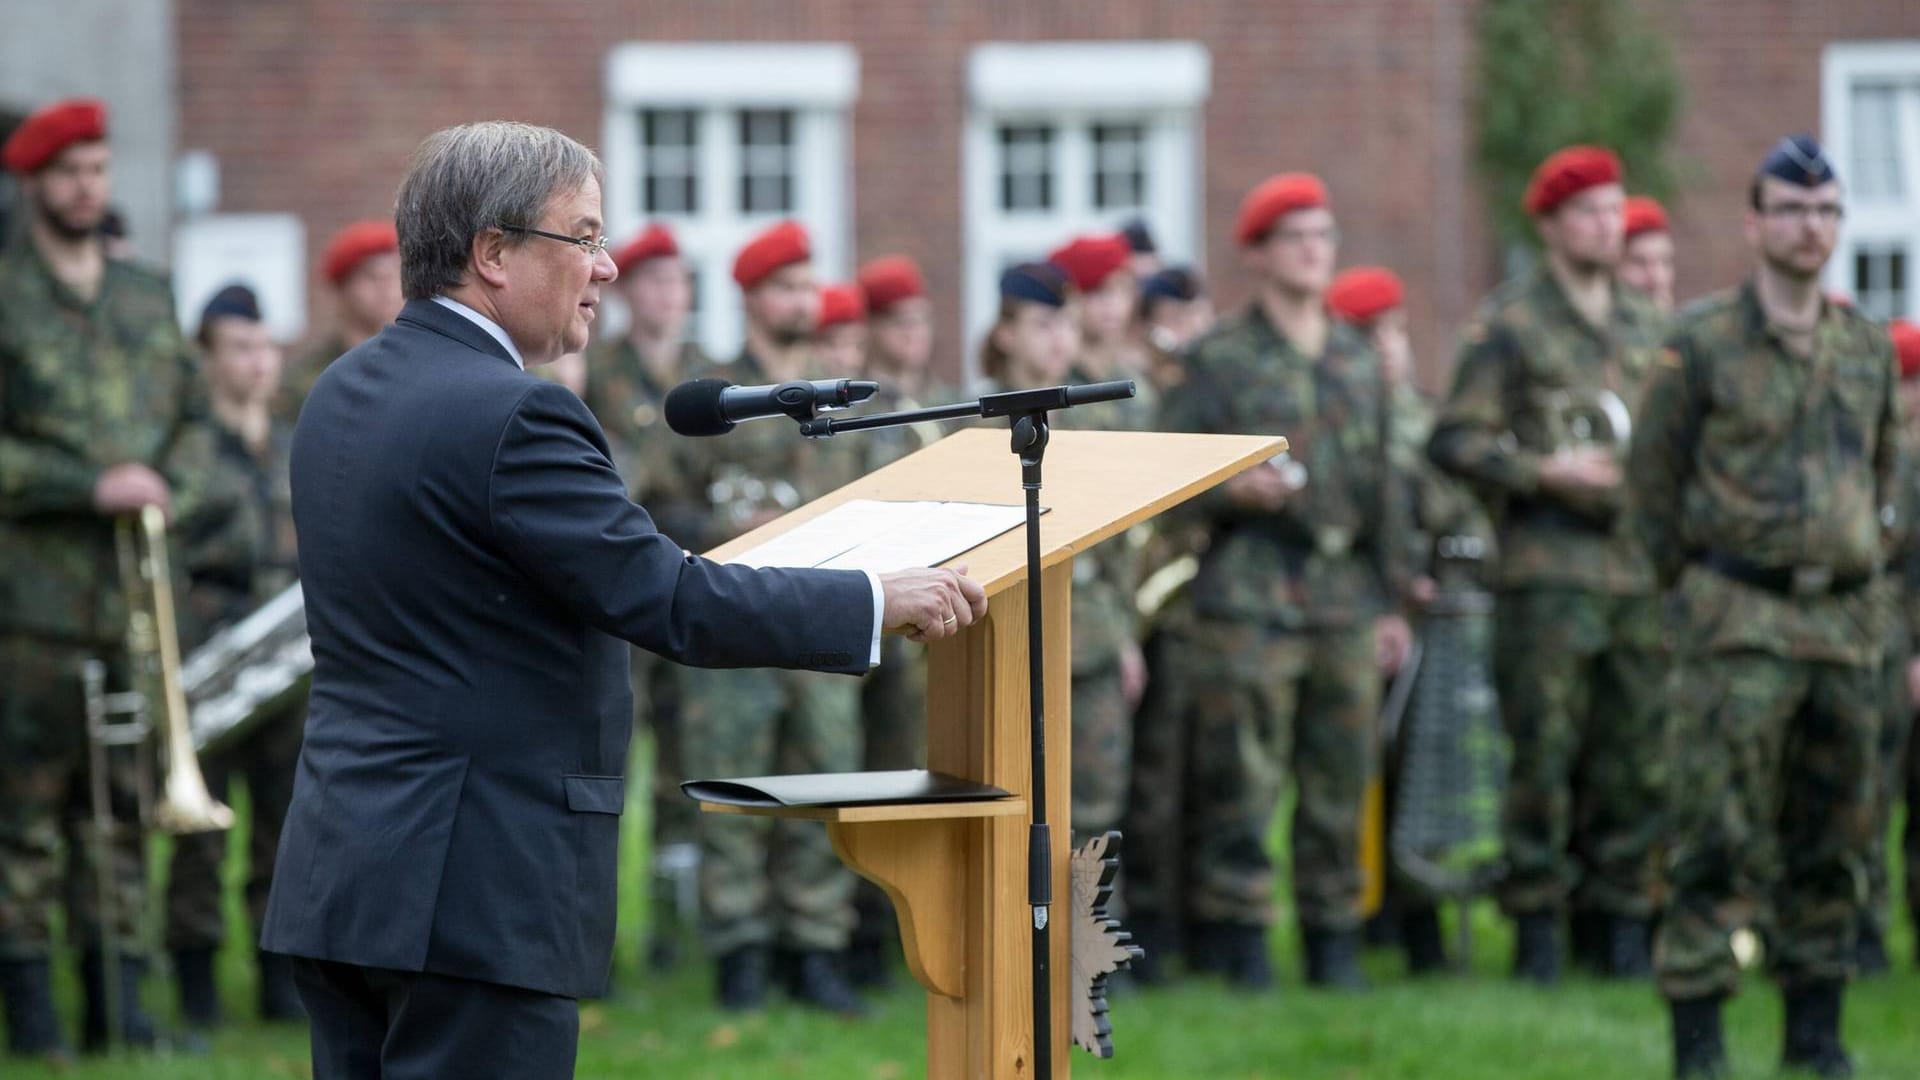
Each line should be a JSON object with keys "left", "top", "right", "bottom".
{"left": 680, "top": 666, "right": 861, "bottom": 955}
{"left": 1071, "top": 660, "right": 1133, "bottom": 842}
{"left": 1491, "top": 588, "right": 1668, "bottom": 919}
{"left": 166, "top": 702, "right": 305, "bottom": 950}
{"left": 1122, "top": 618, "right": 1201, "bottom": 936}
{"left": 1180, "top": 618, "right": 1378, "bottom": 932}
{"left": 0, "top": 635, "right": 147, "bottom": 958}
{"left": 1866, "top": 642, "right": 1913, "bottom": 942}
{"left": 1655, "top": 650, "right": 1879, "bottom": 1000}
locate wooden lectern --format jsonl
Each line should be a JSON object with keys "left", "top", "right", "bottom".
{"left": 696, "top": 426, "right": 1283, "bottom": 1078}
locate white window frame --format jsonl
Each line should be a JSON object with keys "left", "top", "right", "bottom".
{"left": 963, "top": 42, "right": 1211, "bottom": 385}
{"left": 1821, "top": 41, "right": 1920, "bottom": 321}
{"left": 603, "top": 44, "right": 858, "bottom": 358}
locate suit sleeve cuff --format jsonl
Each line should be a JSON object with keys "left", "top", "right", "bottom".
{"left": 863, "top": 570, "right": 885, "bottom": 668}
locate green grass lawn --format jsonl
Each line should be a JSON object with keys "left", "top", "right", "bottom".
{"left": 7, "top": 771, "right": 1917, "bottom": 1078}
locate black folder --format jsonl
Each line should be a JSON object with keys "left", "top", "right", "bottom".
{"left": 683, "top": 769, "right": 1012, "bottom": 809}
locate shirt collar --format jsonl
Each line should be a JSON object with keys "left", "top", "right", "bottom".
{"left": 432, "top": 295, "right": 525, "bottom": 369}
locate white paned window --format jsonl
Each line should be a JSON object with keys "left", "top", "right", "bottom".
{"left": 1823, "top": 43, "right": 1920, "bottom": 322}
{"left": 604, "top": 44, "right": 858, "bottom": 358}
{"left": 964, "top": 42, "right": 1211, "bottom": 382}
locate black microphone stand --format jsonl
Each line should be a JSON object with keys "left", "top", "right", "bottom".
{"left": 795, "top": 379, "right": 1134, "bottom": 1080}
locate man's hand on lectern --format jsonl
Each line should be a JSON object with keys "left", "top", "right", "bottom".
{"left": 881, "top": 564, "right": 988, "bottom": 643}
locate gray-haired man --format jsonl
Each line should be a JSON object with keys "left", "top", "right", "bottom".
{"left": 258, "top": 121, "right": 984, "bottom": 1079}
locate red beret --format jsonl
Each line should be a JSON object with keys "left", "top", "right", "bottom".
{"left": 3, "top": 98, "right": 108, "bottom": 175}
{"left": 1326, "top": 267, "right": 1407, "bottom": 326}
{"left": 1524, "top": 145, "right": 1624, "bottom": 216}
{"left": 817, "top": 283, "right": 868, "bottom": 330}
{"left": 1623, "top": 195, "right": 1669, "bottom": 239}
{"left": 733, "top": 221, "right": 811, "bottom": 290}
{"left": 322, "top": 220, "right": 399, "bottom": 285}
{"left": 857, "top": 255, "right": 926, "bottom": 313}
{"left": 612, "top": 223, "right": 679, "bottom": 275}
{"left": 1047, "top": 234, "right": 1131, "bottom": 292}
{"left": 1892, "top": 319, "right": 1920, "bottom": 382}
{"left": 1235, "top": 173, "right": 1331, "bottom": 246}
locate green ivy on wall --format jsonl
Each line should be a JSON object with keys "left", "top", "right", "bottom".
{"left": 1475, "top": 0, "right": 1683, "bottom": 248}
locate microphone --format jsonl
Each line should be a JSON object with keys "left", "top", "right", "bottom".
{"left": 664, "top": 377, "right": 880, "bottom": 436}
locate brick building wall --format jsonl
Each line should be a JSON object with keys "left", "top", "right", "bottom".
{"left": 175, "top": 1, "right": 1920, "bottom": 387}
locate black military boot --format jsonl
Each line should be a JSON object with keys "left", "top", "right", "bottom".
{"left": 1569, "top": 906, "right": 1605, "bottom": 973}
{"left": 1603, "top": 916, "right": 1654, "bottom": 979}
{"left": 79, "top": 949, "right": 158, "bottom": 1053}
{"left": 0, "top": 957, "right": 73, "bottom": 1062}
{"left": 1216, "top": 923, "right": 1273, "bottom": 989}
{"left": 1854, "top": 920, "right": 1890, "bottom": 977}
{"left": 785, "top": 949, "right": 868, "bottom": 1017}
{"left": 1782, "top": 980, "right": 1853, "bottom": 1078}
{"left": 1125, "top": 913, "right": 1169, "bottom": 984}
{"left": 256, "top": 949, "right": 306, "bottom": 1021}
{"left": 1302, "top": 926, "right": 1369, "bottom": 992}
{"left": 173, "top": 946, "right": 221, "bottom": 1029}
{"left": 1512, "top": 911, "right": 1561, "bottom": 985}
{"left": 715, "top": 946, "right": 769, "bottom": 1011}
{"left": 1401, "top": 904, "right": 1449, "bottom": 975}
{"left": 1669, "top": 993, "right": 1728, "bottom": 1079}
{"left": 1184, "top": 920, "right": 1226, "bottom": 975}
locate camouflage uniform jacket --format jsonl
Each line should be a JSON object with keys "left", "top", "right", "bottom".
{"left": 0, "top": 242, "right": 216, "bottom": 644}
{"left": 859, "top": 376, "right": 962, "bottom": 476}
{"left": 277, "top": 334, "right": 351, "bottom": 424}
{"left": 582, "top": 336, "right": 712, "bottom": 549}
{"left": 1428, "top": 267, "right": 1665, "bottom": 595}
{"left": 1629, "top": 283, "right": 1899, "bottom": 665}
{"left": 176, "top": 419, "right": 297, "bottom": 649}
{"left": 1160, "top": 302, "right": 1407, "bottom": 630}
{"left": 688, "top": 349, "right": 866, "bottom": 552}
{"left": 1058, "top": 365, "right": 1155, "bottom": 673}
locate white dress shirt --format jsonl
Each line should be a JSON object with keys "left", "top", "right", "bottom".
{"left": 433, "top": 294, "right": 886, "bottom": 665}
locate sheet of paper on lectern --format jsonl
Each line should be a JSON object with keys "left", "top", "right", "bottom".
{"left": 732, "top": 498, "right": 1033, "bottom": 573}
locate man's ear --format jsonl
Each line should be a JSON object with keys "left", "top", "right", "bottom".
{"left": 470, "top": 227, "right": 511, "bottom": 290}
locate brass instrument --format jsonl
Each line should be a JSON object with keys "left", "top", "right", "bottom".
{"left": 1534, "top": 387, "right": 1633, "bottom": 453}
{"left": 181, "top": 581, "right": 312, "bottom": 755}
{"left": 80, "top": 505, "right": 234, "bottom": 1051}
{"left": 707, "top": 465, "right": 802, "bottom": 533}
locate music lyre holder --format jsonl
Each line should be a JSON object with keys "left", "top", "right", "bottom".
{"left": 794, "top": 379, "right": 1135, "bottom": 1080}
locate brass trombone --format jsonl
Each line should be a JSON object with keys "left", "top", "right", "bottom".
{"left": 80, "top": 504, "right": 234, "bottom": 1052}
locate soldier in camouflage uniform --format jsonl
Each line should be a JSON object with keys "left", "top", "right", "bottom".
{"left": 1155, "top": 174, "right": 1411, "bottom": 990}
{"left": 979, "top": 259, "right": 1152, "bottom": 847}
{"left": 1428, "top": 146, "right": 1669, "bottom": 983}
{"left": 1620, "top": 196, "right": 1678, "bottom": 315}
{"left": 1861, "top": 318, "right": 1920, "bottom": 977}
{"left": 278, "top": 220, "right": 402, "bottom": 423}
{"left": 0, "top": 99, "right": 219, "bottom": 1058}
{"left": 582, "top": 225, "right": 711, "bottom": 973}
{"left": 1047, "top": 237, "right": 1156, "bottom": 842}
{"left": 1632, "top": 137, "right": 1893, "bottom": 1079}
{"left": 679, "top": 222, "right": 869, "bottom": 1014}
{"left": 161, "top": 286, "right": 306, "bottom": 1030}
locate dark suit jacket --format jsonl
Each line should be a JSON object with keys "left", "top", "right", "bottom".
{"left": 260, "top": 299, "right": 872, "bottom": 998}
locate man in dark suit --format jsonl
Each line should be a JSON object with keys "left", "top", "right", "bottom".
{"left": 259, "top": 121, "right": 984, "bottom": 1080}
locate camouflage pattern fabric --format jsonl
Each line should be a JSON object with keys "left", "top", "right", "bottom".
{"left": 0, "top": 244, "right": 215, "bottom": 959}
{"left": 1155, "top": 305, "right": 1403, "bottom": 933}
{"left": 1427, "top": 267, "right": 1664, "bottom": 595}
{"left": 680, "top": 349, "right": 867, "bottom": 956}
{"left": 276, "top": 335, "right": 349, "bottom": 426}
{"left": 1630, "top": 284, "right": 1898, "bottom": 1000}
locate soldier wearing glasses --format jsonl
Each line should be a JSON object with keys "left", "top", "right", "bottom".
{"left": 1632, "top": 135, "right": 1895, "bottom": 1080}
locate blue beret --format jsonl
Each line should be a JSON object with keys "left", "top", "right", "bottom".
{"left": 999, "top": 262, "right": 1069, "bottom": 308}
{"left": 1759, "top": 134, "right": 1837, "bottom": 189}
{"left": 1140, "top": 266, "right": 1201, "bottom": 306}
{"left": 200, "top": 283, "right": 261, "bottom": 328}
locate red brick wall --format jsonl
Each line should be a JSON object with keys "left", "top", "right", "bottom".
{"left": 175, "top": 0, "right": 1920, "bottom": 388}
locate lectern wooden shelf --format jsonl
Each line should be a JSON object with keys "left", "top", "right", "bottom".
{"left": 694, "top": 427, "right": 1283, "bottom": 1078}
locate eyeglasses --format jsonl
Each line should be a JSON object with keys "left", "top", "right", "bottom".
{"left": 1272, "top": 225, "right": 1340, "bottom": 246}
{"left": 1759, "top": 202, "right": 1845, "bottom": 225}
{"left": 498, "top": 224, "right": 612, "bottom": 257}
